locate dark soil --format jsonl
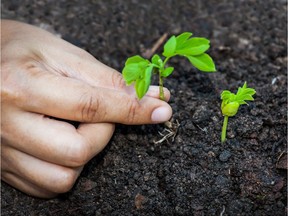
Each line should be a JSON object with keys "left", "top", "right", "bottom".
{"left": 1, "top": 0, "right": 287, "bottom": 215}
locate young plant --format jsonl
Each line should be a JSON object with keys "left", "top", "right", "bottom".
{"left": 122, "top": 32, "right": 216, "bottom": 100}
{"left": 220, "top": 82, "right": 256, "bottom": 143}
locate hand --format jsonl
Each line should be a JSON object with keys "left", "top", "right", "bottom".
{"left": 1, "top": 20, "right": 172, "bottom": 198}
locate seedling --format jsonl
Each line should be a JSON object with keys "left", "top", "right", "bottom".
{"left": 220, "top": 82, "right": 256, "bottom": 143}
{"left": 122, "top": 32, "right": 216, "bottom": 100}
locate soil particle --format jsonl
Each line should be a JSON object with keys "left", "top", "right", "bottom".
{"left": 219, "top": 150, "right": 232, "bottom": 162}
{"left": 134, "top": 193, "right": 147, "bottom": 210}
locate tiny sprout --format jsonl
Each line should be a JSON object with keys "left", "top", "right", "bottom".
{"left": 220, "top": 82, "right": 256, "bottom": 143}
{"left": 122, "top": 32, "right": 216, "bottom": 100}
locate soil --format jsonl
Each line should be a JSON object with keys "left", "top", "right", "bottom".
{"left": 1, "top": 0, "right": 287, "bottom": 215}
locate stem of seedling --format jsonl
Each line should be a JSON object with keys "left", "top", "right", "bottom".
{"left": 163, "top": 56, "right": 170, "bottom": 66}
{"left": 159, "top": 75, "right": 165, "bottom": 101}
{"left": 221, "top": 115, "right": 229, "bottom": 143}
{"left": 159, "top": 57, "right": 170, "bottom": 101}
{"left": 158, "top": 56, "right": 170, "bottom": 101}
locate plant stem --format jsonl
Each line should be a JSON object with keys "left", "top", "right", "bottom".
{"left": 158, "top": 56, "right": 171, "bottom": 101}
{"left": 221, "top": 115, "right": 229, "bottom": 143}
{"left": 159, "top": 74, "right": 165, "bottom": 101}
{"left": 163, "top": 57, "right": 170, "bottom": 66}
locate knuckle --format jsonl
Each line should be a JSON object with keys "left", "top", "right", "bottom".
{"left": 78, "top": 93, "right": 102, "bottom": 122}
{"left": 1, "top": 68, "right": 24, "bottom": 106}
{"left": 49, "top": 168, "right": 79, "bottom": 193}
{"left": 111, "top": 72, "right": 125, "bottom": 89}
{"left": 126, "top": 98, "right": 141, "bottom": 124}
{"left": 1, "top": 60, "right": 41, "bottom": 108}
{"left": 65, "top": 138, "right": 90, "bottom": 167}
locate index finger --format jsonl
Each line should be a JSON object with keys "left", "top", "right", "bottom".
{"left": 18, "top": 72, "right": 172, "bottom": 124}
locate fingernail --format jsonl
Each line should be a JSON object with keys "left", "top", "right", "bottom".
{"left": 151, "top": 106, "right": 172, "bottom": 122}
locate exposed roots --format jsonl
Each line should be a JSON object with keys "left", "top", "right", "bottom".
{"left": 154, "top": 119, "right": 180, "bottom": 144}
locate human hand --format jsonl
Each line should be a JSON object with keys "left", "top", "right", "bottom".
{"left": 1, "top": 20, "right": 172, "bottom": 198}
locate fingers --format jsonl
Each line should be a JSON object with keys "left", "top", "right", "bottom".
{"left": 44, "top": 52, "right": 171, "bottom": 102}
{"left": 17, "top": 72, "right": 172, "bottom": 124}
{"left": 51, "top": 54, "right": 172, "bottom": 101}
{"left": 2, "top": 109, "right": 115, "bottom": 167}
{"left": 3, "top": 19, "right": 166, "bottom": 98}
{"left": 2, "top": 19, "right": 172, "bottom": 125}
{"left": 1, "top": 146, "right": 83, "bottom": 197}
{"left": 2, "top": 172, "right": 57, "bottom": 198}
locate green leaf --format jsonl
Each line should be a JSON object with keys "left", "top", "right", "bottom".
{"left": 163, "top": 35, "right": 177, "bottom": 57}
{"left": 122, "top": 63, "right": 142, "bottom": 85}
{"left": 176, "top": 32, "right": 193, "bottom": 49}
{"left": 161, "top": 67, "right": 174, "bottom": 78}
{"left": 182, "top": 37, "right": 210, "bottom": 48}
{"left": 135, "top": 65, "right": 153, "bottom": 99}
{"left": 135, "top": 79, "right": 145, "bottom": 99}
{"left": 236, "top": 82, "right": 256, "bottom": 96}
{"left": 220, "top": 82, "right": 256, "bottom": 116}
{"left": 125, "top": 55, "right": 146, "bottom": 65}
{"left": 151, "top": 54, "right": 163, "bottom": 67}
{"left": 221, "top": 91, "right": 235, "bottom": 104}
{"left": 234, "top": 82, "right": 256, "bottom": 104}
{"left": 221, "top": 90, "right": 233, "bottom": 99}
{"left": 176, "top": 38, "right": 210, "bottom": 55}
{"left": 176, "top": 44, "right": 210, "bottom": 56}
{"left": 187, "top": 53, "right": 216, "bottom": 72}
{"left": 122, "top": 56, "right": 150, "bottom": 85}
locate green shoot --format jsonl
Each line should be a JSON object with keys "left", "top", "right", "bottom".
{"left": 122, "top": 32, "right": 216, "bottom": 100}
{"left": 220, "top": 82, "right": 256, "bottom": 143}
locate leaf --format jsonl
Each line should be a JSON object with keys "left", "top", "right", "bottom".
{"left": 122, "top": 63, "right": 143, "bottom": 85}
{"left": 125, "top": 55, "right": 146, "bottom": 65}
{"left": 187, "top": 53, "right": 216, "bottom": 72}
{"left": 220, "top": 82, "right": 256, "bottom": 116}
{"left": 161, "top": 67, "right": 174, "bottom": 78}
{"left": 163, "top": 35, "right": 177, "bottom": 57}
{"left": 176, "top": 32, "right": 193, "bottom": 49}
{"left": 235, "top": 82, "right": 256, "bottom": 104}
{"left": 236, "top": 82, "right": 256, "bottom": 96}
{"left": 221, "top": 91, "right": 234, "bottom": 103}
{"left": 182, "top": 37, "right": 210, "bottom": 48}
{"left": 151, "top": 54, "right": 163, "bottom": 67}
{"left": 176, "top": 44, "right": 210, "bottom": 56}
{"left": 122, "top": 56, "right": 150, "bottom": 85}
{"left": 135, "top": 65, "right": 153, "bottom": 99}
{"left": 221, "top": 90, "right": 233, "bottom": 99}
{"left": 176, "top": 38, "right": 210, "bottom": 55}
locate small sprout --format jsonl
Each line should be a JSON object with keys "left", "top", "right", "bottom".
{"left": 220, "top": 82, "right": 256, "bottom": 143}
{"left": 122, "top": 32, "right": 216, "bottom": 100}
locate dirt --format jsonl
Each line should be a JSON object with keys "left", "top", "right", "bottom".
{"left": 1, "top": 0, "right": 287, "bottom": 215}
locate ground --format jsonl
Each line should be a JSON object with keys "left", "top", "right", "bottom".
{"left": 1, "top": 0, "right": 287, "bottom": 215}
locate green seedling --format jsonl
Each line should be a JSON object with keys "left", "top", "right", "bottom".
{"left": 220, "top": 82, "right": 256, "bottom": 143}
{"left": 122, "top": 32, "right": 216, "bottom": 100}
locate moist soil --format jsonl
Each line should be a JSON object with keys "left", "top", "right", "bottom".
{"left": 1, "top": 0, "right": 287, "bottom": 215}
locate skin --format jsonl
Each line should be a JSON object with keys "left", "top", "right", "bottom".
{"left": 1, "top": 20, "right": 172, "bottom": 198}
